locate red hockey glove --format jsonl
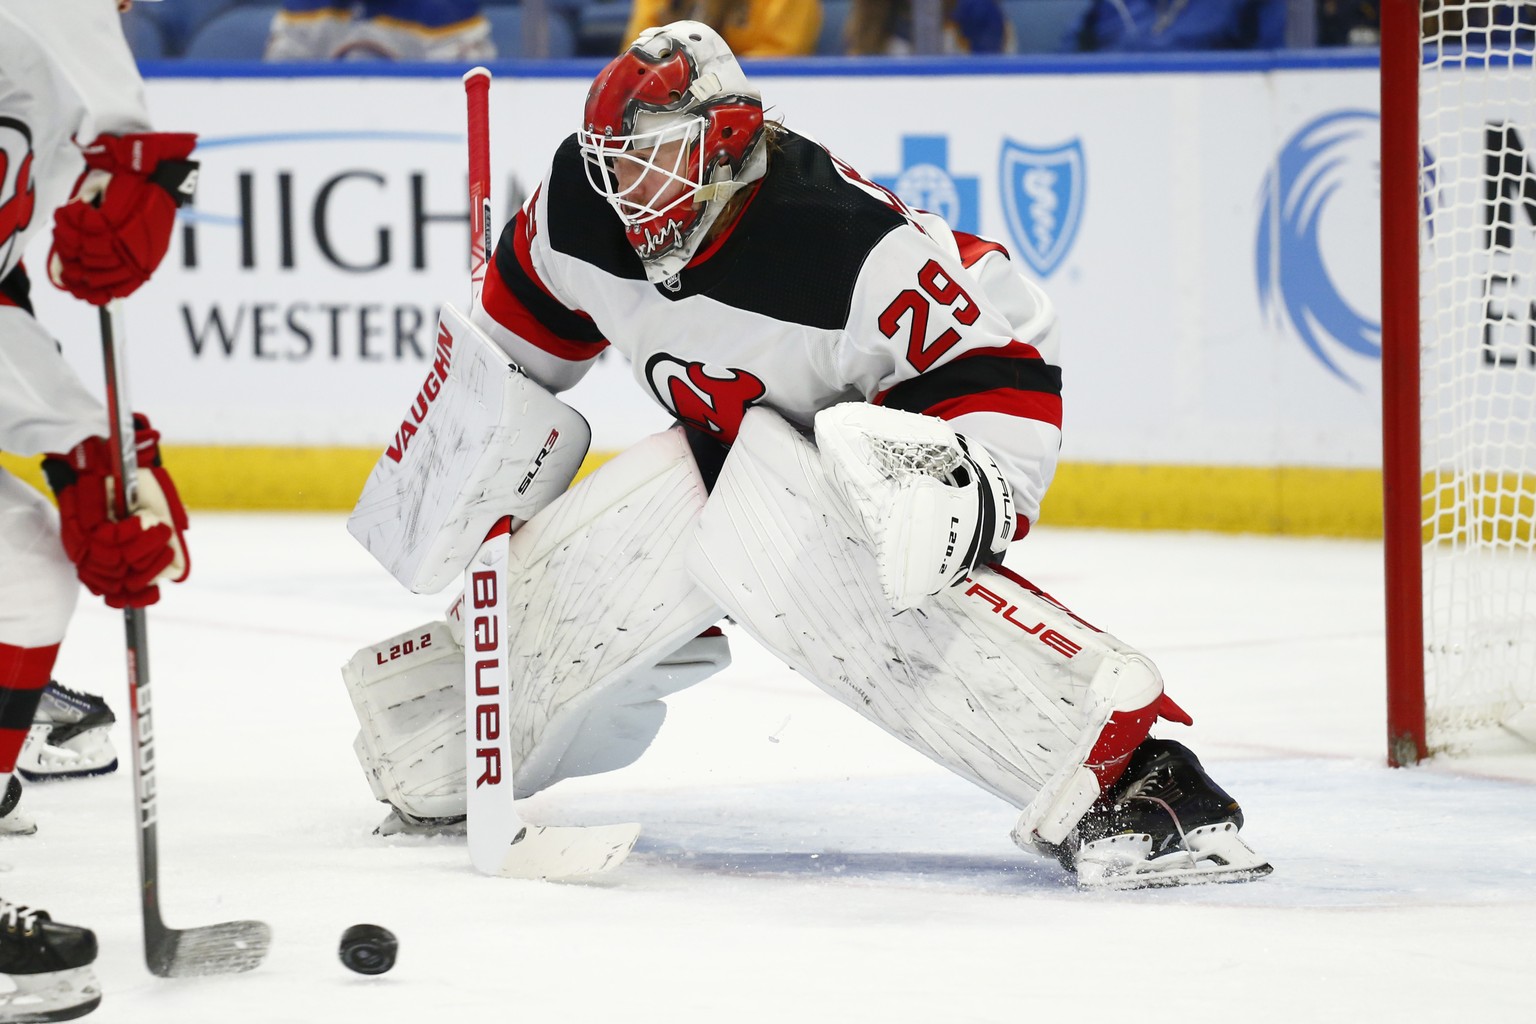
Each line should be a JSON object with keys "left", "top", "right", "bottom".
{"left": 48, "top": 133, "right": 199, "bottom": 305}
{"left": 42, "top": 415, "right": 191, "bottom": 609}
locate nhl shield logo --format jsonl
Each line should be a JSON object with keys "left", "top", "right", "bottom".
{"left": 999, "top": 138, "right": 1086, "bottom": 278}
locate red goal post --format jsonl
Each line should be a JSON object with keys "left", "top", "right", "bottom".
{"left": 1381, "top": 0, "right": 1425, "bottom": 767}
{"left": 1381, "top": 0, "right": 1536, "bottom": 766}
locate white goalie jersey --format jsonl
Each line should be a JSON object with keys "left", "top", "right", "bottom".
{"left": 471, "top": 128, "right": 1065, "bottom": 535}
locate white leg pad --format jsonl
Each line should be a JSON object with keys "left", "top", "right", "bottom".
{"left": 344, "top": 427, "right": 727, "bottom": 818}
{"left": 687, "top": 408, "right": 1164, "bottom": 840}
{"left": 345, "top": 627, "right": 729, "bottom": 819}
{"left": 524, "top": 630, "right": 729, "bottom": 791}
{"left": 498, "top": 427, "right": 724, "bottom": 796}
{"left": 343, "top": 621, "right": 466, "bottom": 821}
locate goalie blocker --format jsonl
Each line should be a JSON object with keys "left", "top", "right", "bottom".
{"left": 347, "top": 303, "right": 591, "bottom": 596}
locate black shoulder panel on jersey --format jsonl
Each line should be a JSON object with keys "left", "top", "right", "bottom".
{"left": 880, "top": 353, "right": 1064, "bottom": 415}
{"left": 543, "top": 134, "right": 647, "bottom": 282}
{"left": 491, "top": 218, "right": 606, "bottom": 345}
{"left": 667, "top": 131, "right": 908, "bottom": 330}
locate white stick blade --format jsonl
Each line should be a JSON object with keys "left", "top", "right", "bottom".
{"left": 493, "top": 823, "right": 641, "bottom": 880}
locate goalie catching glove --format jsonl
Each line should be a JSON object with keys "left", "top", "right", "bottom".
{"left": 815, "top": 403, "right": 1015, "bottom": 613}
{"left": 48, "top": 132, "right": 199, "bottom": 305}
{"left": 42, "top": 414, "right": 190, "bottom": 609}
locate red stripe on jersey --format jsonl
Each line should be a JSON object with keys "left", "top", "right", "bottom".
{"left": 870, "top": 341, "right": 1050, "bottom": 407}
{"left": 0, "top": 290, "right": 17, "bottom": 308}
{"left": 956, "top": 339, "right": 1043, "bottom": 362}
{"left": 511, "top": 195, "right": 556, "bottom": 302}
{"left": 923, "top": 388, "right": 1064, "bottom": 430}
{"left": 953, "top": 231, "right": 1009, "bottom": 268}
{"left": 481, "top": 252, "right": 608, "bottom": 362}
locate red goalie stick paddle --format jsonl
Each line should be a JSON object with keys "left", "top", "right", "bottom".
{"left": 460, "top": 68, "right": 639, "bottom": 879}
{"left": 100, "top": 301, "right": 272, "bottom": 975}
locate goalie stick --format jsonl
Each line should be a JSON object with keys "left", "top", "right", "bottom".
{"left": 99, "top": 301, "right": 272, "bottom": 976}
{"left": 461, "top": 68, "right": 639, "bottom": 879}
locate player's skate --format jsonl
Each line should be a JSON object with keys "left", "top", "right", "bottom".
{"left": 1042, "top": 739, "right": 1271, "bottom": 889}
{"left": 373, "top": 808, "right": 466, "bottom": 838}
{"left": 17, "top": 684, "right": 118, "bottom": 782}
{"left": 0, "top": 780, "right": 35, "bottom": 839}
{"left": 0, "top": 899, "right": 100, "bottom": 1021}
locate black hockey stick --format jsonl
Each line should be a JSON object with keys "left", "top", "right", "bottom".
{"left": 99, "top": 301, "right": 272, "bottom": 977}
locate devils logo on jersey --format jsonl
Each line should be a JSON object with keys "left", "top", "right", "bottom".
{"left": 0, "top": 117, "right": 37, "bottom": 272}
{"left": 645, "top": 353, "right": 766, "bottom": 443}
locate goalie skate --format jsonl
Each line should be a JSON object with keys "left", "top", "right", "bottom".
{"left": 0, "top": 900, "right": 100, "bottom": 1022}
{"left": 17, "top": 684, "right": 117, "bottom": 782}
{"left": 373, "top": 808, "right": 467, "bottom": 838}
{"left": 1042, "top": 739, "right": 1272, "bottom": 890}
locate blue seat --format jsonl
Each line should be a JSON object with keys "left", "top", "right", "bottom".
{"left": 486, "top": 6, "right": 577, "bottom": 58}
{"left": 575, "top": 1, "right": 631, "bottom": 56}
{"left": 121, "top": 8, "right": 168, "bottom": 60}
{"left": 818, "top": 0, "right": 850, "bottom": 55}
{"left": 1006, "top": 0, "right": 1092, "bottom": 53}
{"left": 182, "top": 5, "right": 280, "bottom": 60}
{"left": 139, "top": 0, "right": 245, "bottom": 57}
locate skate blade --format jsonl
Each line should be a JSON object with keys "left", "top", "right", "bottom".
{"left": 1077, "top": 822, "right": 1272, "bottom": 890}
{"left": 17, "top": 727, "right": 117, "bottom": 782}
{"left": 0, "top": 965, "right": 101, "bottom": 1022}
{"left": 18, "top": 762, "right": 117, "bottom": 783}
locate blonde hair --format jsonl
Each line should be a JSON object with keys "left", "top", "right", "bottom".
{"left": 844, "top": 0, "right": 960, "bottom": 55}
{"left": 656, "top": 0, "right": 755, "bottom": 33}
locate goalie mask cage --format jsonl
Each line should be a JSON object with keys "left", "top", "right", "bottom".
{"left": 1382, "top": 0, "right": 1536, "bottom": 766}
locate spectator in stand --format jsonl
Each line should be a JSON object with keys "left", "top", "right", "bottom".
{"left": 1428, "top": 0, "right": 1536, "bottom": 47}
{"left": 844, "top": 0, "right": 1016, "bottom": 54}
{"left": 1066, "top": 0, "right": 1284, "bottom": 51}
{"left": 623, "top": 0, "right": 822, "bottom": 56}
{"left": 266, "top": 0, "right": 494, "bottom": 60}
{"left": 1316, "top": 0, "right": 1377, "bottom": 45}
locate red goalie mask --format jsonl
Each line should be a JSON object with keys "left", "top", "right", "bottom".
{"left": 579, "top": 21, "right": 766, "bottom": 278}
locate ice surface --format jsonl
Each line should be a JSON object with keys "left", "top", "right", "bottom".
{"left": 14, "top": 516, "right": 1535, "bottom": 1023}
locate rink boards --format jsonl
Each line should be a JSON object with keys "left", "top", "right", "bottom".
{"left": 10, "top": 52, "right": 1491, "bottom": 535}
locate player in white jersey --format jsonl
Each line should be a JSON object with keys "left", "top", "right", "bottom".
{"left": 345, "top": 20, "right": 1269, "bottom": 889}
{"left": 0, "top": 1, "right": 195, "bottom": 1016}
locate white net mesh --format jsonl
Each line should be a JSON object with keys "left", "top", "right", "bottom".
{"left": 1419, "top": 1, "right": 1536, "bottom": 747}
{"left": 866, "top": 437, "right": 963, "bottom": 482}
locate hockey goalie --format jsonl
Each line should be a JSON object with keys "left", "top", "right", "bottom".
{"left": 343, "top": 20, "right": 1271, "bottom": 889}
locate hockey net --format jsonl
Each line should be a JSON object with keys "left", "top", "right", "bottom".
{"left": 1384, "top": 0, "right": 1536, "bottom": 762}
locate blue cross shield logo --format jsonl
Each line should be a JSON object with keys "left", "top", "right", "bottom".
{"left": 999, "top": 138, "right": 1086, "bottom": 278}
{"left": 874, "top": 135, "right": 979, "bottom": 234}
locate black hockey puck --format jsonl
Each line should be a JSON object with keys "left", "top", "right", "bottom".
{"left": 339, "top": 923, "right": 397, "bottom": 975}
